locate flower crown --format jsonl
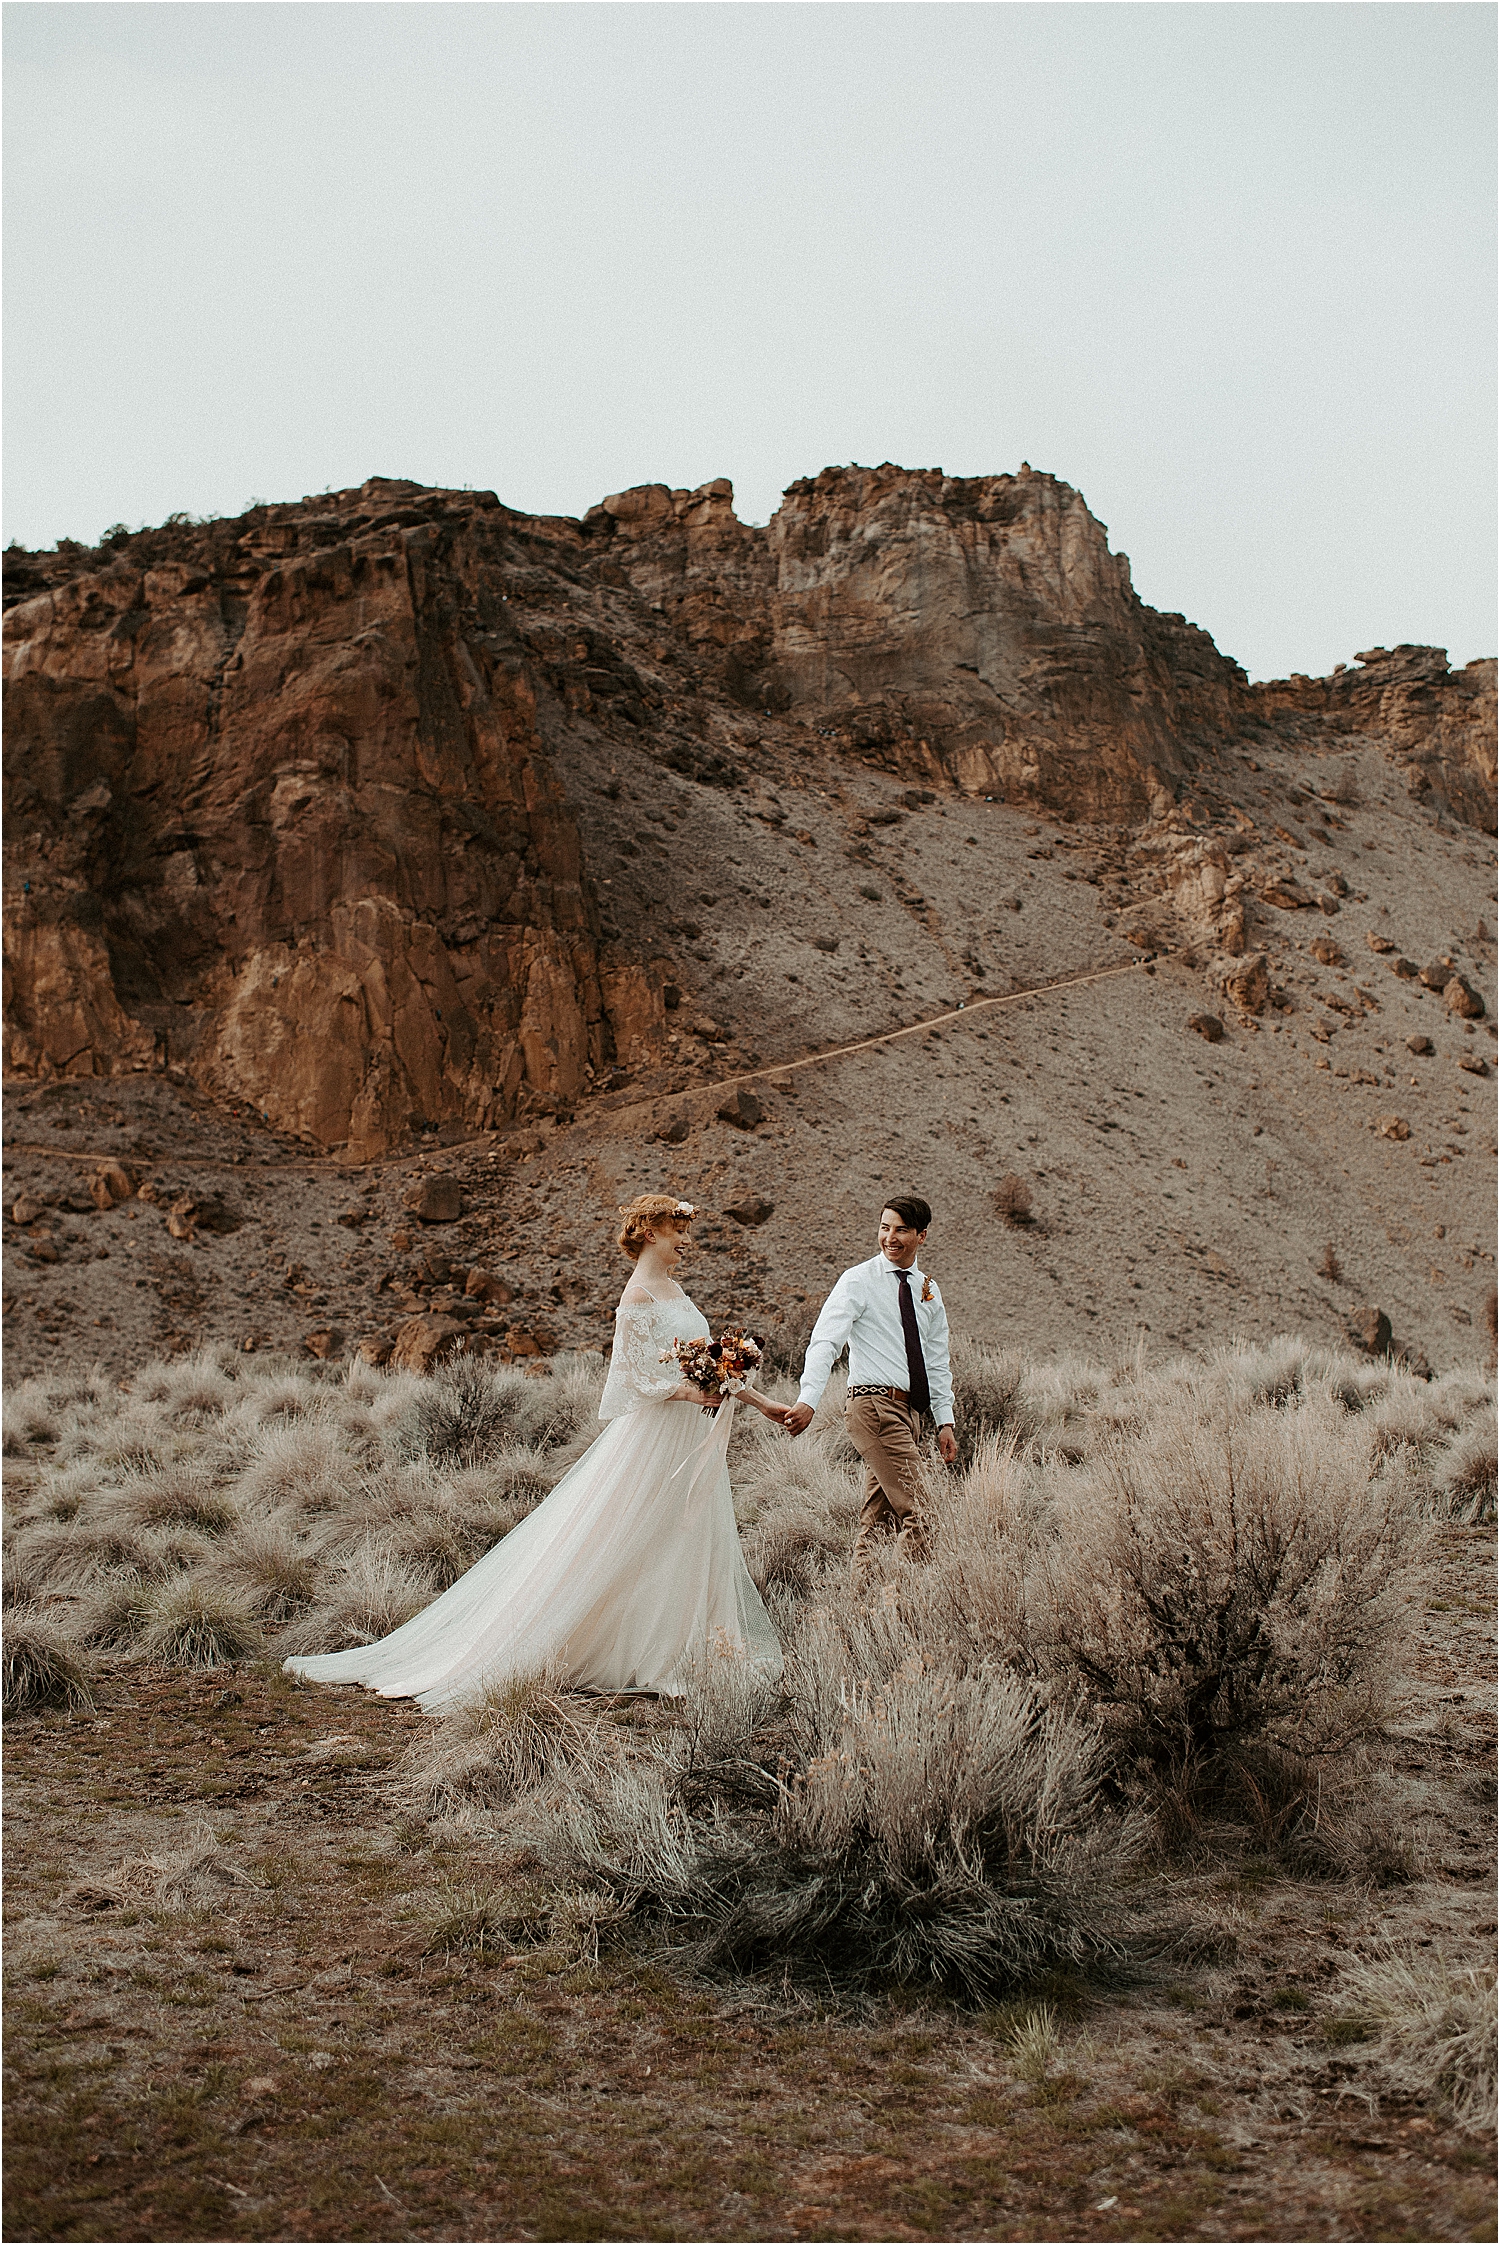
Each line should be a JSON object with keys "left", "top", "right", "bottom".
{"left": 673, "top": 1201, "right": 696, "bottom": 1218}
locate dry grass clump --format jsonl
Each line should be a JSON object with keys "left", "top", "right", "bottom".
{"left": 2, "top": 1608, "right": 96, "bottom": 1714}
{"left": 1340, "top": 1949, "right": 1498, "bottom": 2133}
{"left": 1430, "top": 1412, "right": 1497, "bottom": 1522}
{"left": 134, "top": 1577, "right": 264, "bottom": 1669}
{"left": 121, "top": 1825, "right": 266, "bottom": 1914}
{"left": 279, "top": 1545, "right": 433, "bottom": 1657}
{"left": 402, "top": 1663, "right": 595, "bottom": 1818}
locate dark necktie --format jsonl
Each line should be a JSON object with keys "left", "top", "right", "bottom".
{"left": 896, "top": 1271, "right": 931, "bottom": 1415}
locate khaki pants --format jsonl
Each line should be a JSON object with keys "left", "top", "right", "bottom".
{"left": 845, "top": 1393, "right": 929, "bottom": 1577}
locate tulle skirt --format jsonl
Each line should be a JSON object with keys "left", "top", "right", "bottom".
{"left": 282, "top": 1397, "right": 782, "bottom": 1709}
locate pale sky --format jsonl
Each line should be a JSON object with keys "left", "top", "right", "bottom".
{"left": 4, "top": 1, "right": 1495, "bottom": 682}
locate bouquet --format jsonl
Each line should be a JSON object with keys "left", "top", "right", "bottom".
{"left": 662, "top": 1329, "right": 764, "bottom": 1400}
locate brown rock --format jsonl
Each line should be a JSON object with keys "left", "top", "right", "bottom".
{"left": 1376, "top": 1115, "right": 1410, "bottom": 1140}
{"left": 464, "top": 1267, "right": 514, "bottom": 1306}
{"left": 357, "top": 1335, "right": 394, "bottom": 1367}
{"left": 1458, "top": 1053, "right": 1489, "bottom": 1076}
{"left": 1365, "top": 931, "right": 1396, "bottom": 954}
{"left": 303, "top": 1327, "right": 344, "bottom": 1359}
{"left": 1324, "top": 871, "right": 1350, "bottom": 897}
{"left": 655, "top": 1113, "right": 690, "bottom": 1144}
{"left": 166, "top": 1195, "right": 198, "bottom": 1240}
{"left": 406, "top": 1174, "right": 463, "bottom": 1224}
{"left": 504, "top": 1326, "right": 542, "bottom": 1357}
{"left": 724, "top": 1194, "right": 775, "bottom": 1227}
{"left": 1187, "top": 1014, "right": 1225, "bottom": 1043}
{"left": 10, "top": 1195, "right": 48, "bottom": 1225}
{"left": 389, "top": 1314, "right": 468, "bottom": 1374}
{"left": 90, "top": 1160, "right": 136, "bottom": 1208}
{"left": 1418, "top": 956, "right": 1456, "bottom": 991}
{"left": 1316, "top": 895, "right": 1341, "bottom": 916}
{"left": 1406, "top": 1034, "right": 1434, "bottom": 1055}
{"left": 1443, "top": 975, "right": 1486, "bottom": 1019}
{"left": 716, "top": 1088, "right": 764, "bottom": 1130}
{"left": 136, "top": 1180, "right": 160, "bottom": 1203}
{"left": 1218, "top": 954, "right": 1269, "bottom": 1015}
{"left": 28, "top": 1237, "right": 59, "bottom": 1263}
{"left": 1262, "top": 878, "right": 1313, "bottom": 910}
{"left": 1252, "top": 646, "right": 1496, "bottom": 831}
{"left": 1388, "top": 957, "right": 1419, "bottom": 979}
{"left": 1310, "top": 938, "right": 1344, "bottom": 967}
{"left": 1346, "top": 1304, "right": 1393, "bottom": 1357}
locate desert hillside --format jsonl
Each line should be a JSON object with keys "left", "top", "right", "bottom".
{"left": 2, "top": 467, "right": 1495, "bottom": 1384}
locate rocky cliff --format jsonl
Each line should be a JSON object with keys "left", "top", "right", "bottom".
{"left": 4, "top": 466, "right": 1494, "bottom": 1157}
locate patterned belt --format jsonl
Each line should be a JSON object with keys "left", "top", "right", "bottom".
{"left": 848, "top": 1384, "right": 911, "bottom": 1404}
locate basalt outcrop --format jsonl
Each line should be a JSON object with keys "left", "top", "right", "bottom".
{"left": 4, "top": 466, "right": 1494, "bottom": 1156}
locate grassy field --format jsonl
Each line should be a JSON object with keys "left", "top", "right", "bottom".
{"left": 4, "top": 1337, "right": 1495, "bottom": 2242}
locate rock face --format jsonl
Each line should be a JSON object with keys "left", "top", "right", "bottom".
{"left": 3, "top": 479, "right": 660, "bottom": 1158}
{"left": 586, "top": 464, "right": 1248, "bottom": 818}
{"left": 1251, "top": 645, "right": 1497, "bottom": 832}
{"left": 5, "top": 467, "right": 1495, "bottom": 1156}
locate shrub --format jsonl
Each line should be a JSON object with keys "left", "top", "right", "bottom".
{"left": 949, "top": 1337, "right": 1029, "bottom": 1464}
{"left": 993, "top": 1173, "right": 1034, "bottom": 1226}
{"left": 1318, "top": 1242, "right": 1343, "bottom": 1283}
{"left": 136, "top": 1577, "right": 264, "bottom": 1669}
{"left": 3, "top": 1609, "right": 96, "bottom": 1714}
{"left": 539, "top": 1649, "right": 1141, "bottom": 2001}
{"left": 1340, "top": 1949, "right": 1497, "bottom": 2133}
{"left": 1035, "top": 1399, "right": 1419, "bottom": 1772}
{"left": 420, "top": 1882, "right": 515, "bottom": 1956}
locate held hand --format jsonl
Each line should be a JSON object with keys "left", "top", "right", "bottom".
{"left": 669, "top": 1379, "right": 719, "bottom": 1407}
{"left": 937, "top": 1424, "right": 959, "bottom": 1466}
{"left": 783, "top": 1402, "right": 815, "bottom": 1438}
{"left": 747, "top": 1393, "right": 792, "bottom": 1427}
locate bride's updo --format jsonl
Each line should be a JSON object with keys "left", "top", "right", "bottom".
{"left": 617, "top": 1193, "right": 696, "bottom": 1260}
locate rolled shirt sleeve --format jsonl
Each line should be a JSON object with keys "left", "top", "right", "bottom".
{"left": 796, "top": 1271, "right": 859, "bottom": 1412}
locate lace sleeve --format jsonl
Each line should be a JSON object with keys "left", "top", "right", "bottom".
{"left": 597, "top": 1304, "right": 683, "bottom": 1421}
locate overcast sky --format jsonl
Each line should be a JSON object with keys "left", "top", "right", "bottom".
{"left": 4, "top": 1, "right": 1494, "bottom": 680}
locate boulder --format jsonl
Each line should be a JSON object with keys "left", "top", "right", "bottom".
{"left": 357, "top": 1335, "right": 394, "bottom": 1367}
{"left": 303, "top": 1327, "right": 344, "bottom": 1360}
{"left": 1217, "top": 953, "right": 1269, "bottom": 1015}
{"left": 655, "top": 1113, "right": 690, "bottom": 1144}
{"left": 90, "top": 1161, "right": 136, "bottom": 1209}
{"left": 1376, "top": 1115, "right": 1410, "bottom": 1141}
{"left": 11, "top": 1195, "right": 49, "bottom": 1226}
{"left": 1262, "top": 878, "right": 1313, "bottom": 910}
{"left": 1310, "top": 938, "right": 1344, "bottom": 967}
{"left": 724, "top": 1194, "right": 775, "bottom": 1227}
{"left": 1443, "top": 975, "right": 1486, "bottom": 1020}
{"left": 406, "top": 1174, "right": 464, "bottom": 1223}
{"left": 1346, "top": 1305, "right": 1393, "bottom": 1357}
{"left": 464, "top": 1267, "right": 514, "bottom": 1306}
{"left": 716, "top": 1088, "right": 764, "bottom": 1130}
{"left": 166, "top": 1195, "right": 198, "bottom": 1240}
{"left": 1388, "top": 957, "right": 1419, "bottom": 980}
{"left": 1316, "top": 895, "right": 1341, "bottom": 915}
{"left": 1187, "top": 1014, "right": 1225, "bottom": 1043}
{"left": 1418, "top": 956, "right": 1456, "bottom": 991}
{"left": 389, "top": 1314, "right": 468, "bottom": 1374}
{"left": 811, "top": 935, "right": 840, "bottom": 954}
{"left": 1406, "top": 1034, "right": 1434, "bottom": 1055}
{"left": 504, "top": 1325, "right": 543, "bottom": 1357}
{"left": 1364, "top": 931, "right": 1396, "bottom": 954}
{"left": 1458, "top": 1053, "right": 1489, "bottom": 1076}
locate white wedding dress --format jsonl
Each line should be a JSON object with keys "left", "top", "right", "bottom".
{"left": 283, "top": 1291, "right": 782, "bottom": 1710}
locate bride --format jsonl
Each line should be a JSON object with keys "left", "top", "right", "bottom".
{"left": 284, "top": 1194, "right": 786, "bottom": 1708}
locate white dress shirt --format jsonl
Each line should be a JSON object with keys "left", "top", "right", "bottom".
{"left": 797, "top": 1253, "right": 955, "bottom": 1428}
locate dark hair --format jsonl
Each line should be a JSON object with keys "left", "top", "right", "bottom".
{"left": 882, "top": 1195, "right": 931, "bottom": 1233}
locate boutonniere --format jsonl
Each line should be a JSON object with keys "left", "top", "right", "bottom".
{"left": 921, "top": 1277, "right": 935, "bottom": 1303}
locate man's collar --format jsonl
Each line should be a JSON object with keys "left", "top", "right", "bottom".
{"left": 875, "top": 1253, "right": 922, "bottom": 1280}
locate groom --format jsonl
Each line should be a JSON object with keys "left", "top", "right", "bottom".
{"left": 783, "top": 1195, "right": 957, "bottom": 1575}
